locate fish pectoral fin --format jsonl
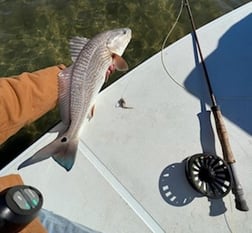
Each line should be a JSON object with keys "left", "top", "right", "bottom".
{"left": 87, "top": 104, "right": 96, "bottom": 121}
{"left": 113, "top": 54, "right": 128, "bottom": 71}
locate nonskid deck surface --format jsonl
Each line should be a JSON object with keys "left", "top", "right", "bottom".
{"left": 1, "top": 3, "right": 252, "bottom": 233}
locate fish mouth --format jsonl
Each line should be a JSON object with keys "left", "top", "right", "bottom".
{"left": 105, "top": 28, "right": 132, "bottom": 80}
{"left": 106, "top": 28, "right": 132, "bottom": 56}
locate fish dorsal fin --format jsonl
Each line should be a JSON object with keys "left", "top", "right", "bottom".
{"left": 69, "top": 36, "right": 89, "bottom": 62}
{"left": 113, "top": 54, "right": 129, "bottom": 71}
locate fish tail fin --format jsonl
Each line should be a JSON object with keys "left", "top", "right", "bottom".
{"left": 18, "top": 137, "right": 78, "bottom": 172}
{"left": 52, "top": 138, "right": 78, "bottom": 171}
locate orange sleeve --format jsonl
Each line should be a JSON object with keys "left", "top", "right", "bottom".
{"left": 0, "top": 65, "right": 65, "bottom": 144}
{"left": 0, "top": 174, "right": 47, "bottom": 233}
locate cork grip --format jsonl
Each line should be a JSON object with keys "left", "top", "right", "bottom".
{"left": 211, "top": 106, "right": 236, "bottom": 164}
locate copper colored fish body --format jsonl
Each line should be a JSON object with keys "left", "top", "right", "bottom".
{"left": 18, "top": 28, "right": 132, "bottom": 171}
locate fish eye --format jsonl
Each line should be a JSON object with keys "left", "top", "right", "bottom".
{"left": 123, "top": 29, "right": 127, "bottom": 34}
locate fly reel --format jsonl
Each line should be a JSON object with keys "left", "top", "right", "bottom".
{"left": 185, "top": 153, "right": 232, "bottom": 199}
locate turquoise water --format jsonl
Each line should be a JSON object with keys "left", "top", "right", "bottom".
{"left": 0, "top": 0, "right": 250, "bottom": 166}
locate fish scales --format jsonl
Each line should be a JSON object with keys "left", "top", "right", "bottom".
{"left": 18, "top": 28, "right": 132, "bottom": 171}
{"left": 69, "top": 46, "right": 112, "bottom": 138}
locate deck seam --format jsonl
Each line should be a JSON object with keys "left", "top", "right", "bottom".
{"left": 79, "top": 139, "right": 165, "bottom": 233}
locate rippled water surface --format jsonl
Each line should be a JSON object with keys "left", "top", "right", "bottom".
{"left": 0, "top": 0, "right": 250, "bottom": 166}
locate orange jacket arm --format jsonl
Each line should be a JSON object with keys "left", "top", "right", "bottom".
{"left": 0, "top": 65, "right": 65, "bottom": 144}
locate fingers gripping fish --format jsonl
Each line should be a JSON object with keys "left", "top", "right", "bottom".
{"left": 18, "top": 28, "right": 132, "bottom": 171}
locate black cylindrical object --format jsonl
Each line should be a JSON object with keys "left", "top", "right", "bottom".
{"left": 0, "top": 185, "right": 43, "bottom": 233}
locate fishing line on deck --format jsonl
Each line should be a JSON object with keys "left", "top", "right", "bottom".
{"left": 161, "top": 1, "right": 252, "bottom": 102}
{"left": 115, "top": 0, "right": 185, "bottom": 109}
{"left": 115, "top": 72, "right": 134, "bottom": 109}
{"left": 161, "top": 0, "right": 185, "bottom": 90}
{"left": 115, "top": 0, "right": 251, "bottom": 107}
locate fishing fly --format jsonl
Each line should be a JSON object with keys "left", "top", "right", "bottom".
{"left": 115, "top": 67, "right": 134, "bottom": 109}
{"left": 115, "top": 98, "right": 133, "bottom": 109}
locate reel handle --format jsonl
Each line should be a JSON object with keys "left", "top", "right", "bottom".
{"left": 211, "top": 106, "right": 249, "bottom": 211}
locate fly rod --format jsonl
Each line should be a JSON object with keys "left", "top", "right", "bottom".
{"left": 184, "top": 0, "right": 249, "bottom": 211}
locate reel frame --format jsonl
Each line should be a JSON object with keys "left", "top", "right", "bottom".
{"left": 185, "top": 153, "right": 232, "bottom": 199}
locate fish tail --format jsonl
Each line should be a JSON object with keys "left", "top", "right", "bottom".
{"left": 52, "top": 138, "right": 78, "bottom": 171}
{"left": 18, "top": 136, "right": 78, "bottom": 172}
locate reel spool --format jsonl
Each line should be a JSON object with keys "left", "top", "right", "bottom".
{"left": 185, "top": 153, "right": 232, "bottom": 199}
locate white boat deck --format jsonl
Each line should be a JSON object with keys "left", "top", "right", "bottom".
{"left": 1, "top": 3, "right": 252, "bottom": 233}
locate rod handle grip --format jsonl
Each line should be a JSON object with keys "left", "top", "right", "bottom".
{"left": 211, "top": 106, "right": 235, "bottom": 163}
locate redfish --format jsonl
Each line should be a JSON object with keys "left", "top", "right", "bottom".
{"left": 18, "top": 28, "right": 132, "bottom": 171}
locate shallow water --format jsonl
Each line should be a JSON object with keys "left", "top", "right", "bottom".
{"left": 0, "top": 0, "right": 250, "bottom": 166}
